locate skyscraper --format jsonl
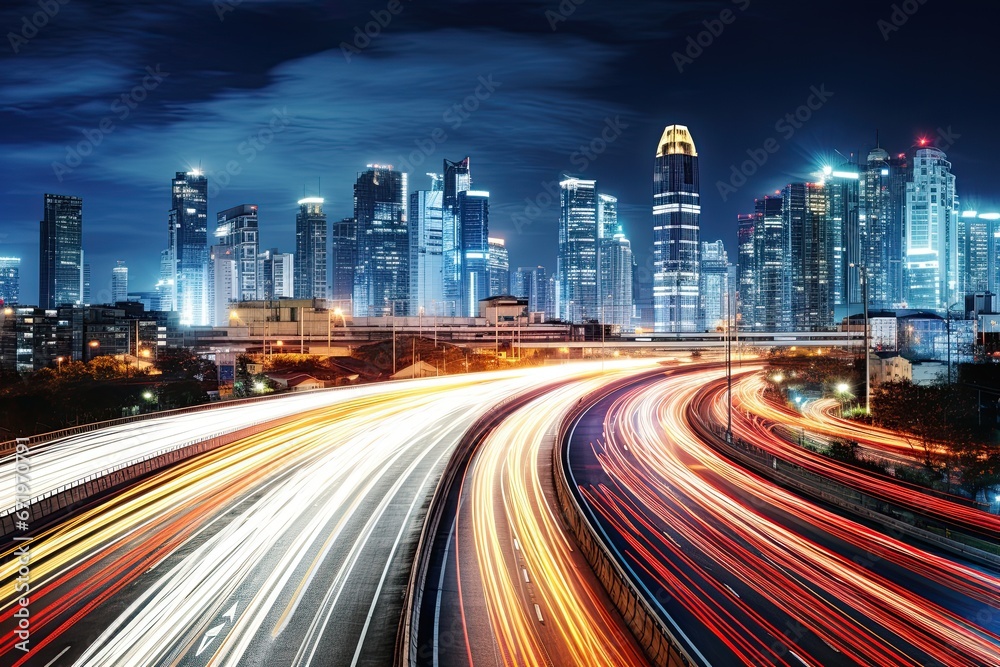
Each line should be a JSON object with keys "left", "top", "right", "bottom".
{"left": 458, "top": 190, "right": 490, "bottom": 316}
{"left": 442, "top": 158, "right": 471, "bottom": 316}
{"left": 962, "top": 211, "right": 989, "bottom": 294}
{"left": 558, "top": 177, "right": 597, "bottom": 323}
{"left": 598, "top": 193, "right": 619, "bottom": 239}
{"left": 784, "top": 182, "right": 832, "bottom": 330}
{"left": 215, "top": 204, "right": 259, "bottom": 302}
{"left": 600, "top": 228, "right": 634, "bottom": 330}
{"left": 699, "top": 240, "right": 729, "bottom": 331}
{"left": 749, "top": 195, "right": 788, "bottom": 332}
{"left": 487, "top": 237, "right": 509, "bottom": 297}
{"left": 410, "top": 186, "right": 444, "bottom": 315}
{"left": 257, "top": 248, "right": 294, "bottom": 300}
{"left": 112, "top": 261, "right": 128, "bottom": 303}
{"left": 512, "top": 266, "right": 548, "bottom": 315}
{"left": 653, "top": 125, "right": 700, "bottom": 332}
{"left": 0, "top": 257, "right": 20, "bottom": 305}
{"left": 294, "top": 197, "right": 328, "bottom": 300}
{"left": 860, "top": 148, "right": 908, "bottom": 308}
{"left": 208, "top": 245, "right": 237, "bottom": 327}
{"left": 353, "top": 166, "right": 408, "bottom": 316}
{"left": 905, "top": 147, "right": 958, "bottom": 310}
{"left": 822, "top": 162, "right": 860, "bottom": 317}
{"left": 81, "top": 260, "right": 90, "bottom": 305}
{"left": 736, "top": 214, "right": 756, "bottom": 331}
{"left": 331, "top": 217, "right": 356, "bottom": 306}
{"left": 39, "top": 193, "right": 83, "bottom": 308}
{"left": 168, "top": 171, "right": 209, "bottom": 325}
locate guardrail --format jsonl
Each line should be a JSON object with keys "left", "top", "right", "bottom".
{"left": 551, "top": 376, "right": 695, "bottom": 667}
{"left": 692, "top": 418, "right": 1000, "bottom": 571}
{"left": 0, "top": 412, "right": 307, "bottom": 539}
{"left": 0, "top": 381, "right": 367, "bottom": 457}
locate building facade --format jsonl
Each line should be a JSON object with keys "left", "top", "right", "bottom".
{"left": 699, "top": 240, "right": 729, "bottom": 331}
{"left": 785, "top": 182, "right": 832, "bottom": 330}
{"left": 458, "top": 190, "right": 489, "bottom": 317}
{"left": 168, "top": 171, "right": 209, "bottom": 325}
{"left": 112, "top": 261, "right": 128, "bottom": 303}
{"left": 215, "top": 204, "right": 259, "bottom": 302}
{"left": 409, "top": 188, "right": 444, "bottom": 315}
{"left": 353, "top": 166, "right": 408, "bottom": 316}
{"left": 294, "top": 197, "right": 328, "bottom": 301}
{"left": 331, "top": 217, "right": 356, "bottom": 306}
{"left": 600, "top": 230, "right": 634, "bottom": 330}
{"left": 653, "top": 125, "right": 701, "bottom": 332}
{"left": 39, "top": 193, "right": 83, "bottom": 309}
{"left": 905, "top": 147, "right": 958, "bottom": 310}
{"left": 0, "top": 257, "right": 20, "bottom": 306}
{"left": 487, "top": 237, "right": 509, "bottom": 298}
{"left": 558, "top": 177, "right": 597, "bottom": 323}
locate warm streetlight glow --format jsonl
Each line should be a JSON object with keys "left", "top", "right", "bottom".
{"left": 142, "top": 391, "right": 154, "bottom": 400}
{"left": 229, "top": 310, "right": 238, "bottom": 319}
{"left": 836, "top": 382, "right": 850, "bottom": 394}
{"left": 276, "top": 340, "right": 283, "bottom": 347}
{"left": 2, "top": 307, "right": 12, "bottom": 316}
{"left": 89, "top": 340, "right": 100, "bottom": 348}
{"left": 334, "top": 308, "right": 343, "bottom": 316}
{"left": 140, "top": 349, "right": 151, "bottom": 358}
{"left": 771, "top": 374, "right": 784, "bottom": 384}
{"left": 253, "top": 381, "right": 265, "bottom": 392}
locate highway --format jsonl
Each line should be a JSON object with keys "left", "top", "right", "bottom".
{"left": 423, "top": 364, "right": 657, "bottom": 667}
{"left": 0, "top": 366, "right": 619, "bottom": 667}
{"left": 566, "top": 365, "right": 1000, "bottom": 667}
{"left": 706, "top": 372, "right": 1000, "bottom": 541}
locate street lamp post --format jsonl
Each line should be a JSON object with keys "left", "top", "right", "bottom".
{"left": 850, "top": 263, "right": 871, "bottom": 414}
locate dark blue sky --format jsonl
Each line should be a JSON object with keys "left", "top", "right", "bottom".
{"left": 1, "top": 0, "right": 996, "bottom": 304}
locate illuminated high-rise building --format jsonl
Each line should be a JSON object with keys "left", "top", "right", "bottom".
{"left": 295, "top": 197, "right": 327, "bottom": 300}
{"left": 822, "top": 162, "right": 860, "bottom": 317}
{"left": 215, "top": 204, "right": 259, "bottom": 302}
{"left": 442, "top": 158, "right": 471, "bottom": 316}
{"left": 331, "top": 217, "right": 356, "bottom": 306}
{"left": 557, "top": 177, "right": 597, "bottom": 323}
{"left": 487, "top": 237, "right": 509, "bottom": 298}
{"left": 905, "top": 147, "right": 958, "bottom": 310}
{"left": 458, "top": 190, "right": 489, "bottom": 316}
{"left": 353, "top": 165, "right": 408, "bottom": 316}
{"left": 600, "top": 228, "right": 634, "bottom": 330}
{"left": 962, "top": 211, "right": 990, "bottom": 294}
{"left": 860, "top": 148, "right": 909, "bottom": 308}
{"left": 410, "top": 184, "right": 444, "bottom": 315}
{"left": 784, "top": 182, "right": 832, "bottom": 330}
{"left": 741, "top": 195, "right": 788, "bottom": 332}
{"left": 512, "top": 266, "right": 548, "bottom": 315}
{"left": 39, "top": 193, "right": 83, "bottom": 308}
{"left": 257, "top": 248, "right": 294, "bottom": 300}
{"left": 112, "top": 261, "right": 128, "bottom": 304}
{"left": 699, "top": 240, "right": 729, "bottom": 331}
{"left": 653, "top": 125, "right": 700, "bottom": 332}
{"left": 167, "top": 171, "right": 209, "bottom": 325}
{"left": 0, "top": 257, "right": 20, "bottom": 306}
{"left": 208, "top": 245, "right": 237, "bottom": 327}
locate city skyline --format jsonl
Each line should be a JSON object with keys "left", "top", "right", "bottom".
{"left": 2, "top": 1, "right": 995, "bottom": 304}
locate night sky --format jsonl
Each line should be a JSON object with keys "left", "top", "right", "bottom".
{"left": 1, "top": 0, "right": 996, "bottom": 305}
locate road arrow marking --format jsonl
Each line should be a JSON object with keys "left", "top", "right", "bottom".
{"left": 196, "top": 623, "right": 225, "bottom": 657}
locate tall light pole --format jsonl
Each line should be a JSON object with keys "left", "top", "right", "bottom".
{"left": 946, "top": 301, "right": 962, "bottom": 385}
{"left": 850, "top": 263, "right": 870, "bottom": 414}
{"left": 726, "top": 285, "right": 733, "bottom": 442}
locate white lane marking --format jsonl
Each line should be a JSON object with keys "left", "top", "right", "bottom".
{"left": 223, "top": 601, "right": 238, "bottom": 622}
{"left": 788, "top": 649, "right": 809, "bottom": 666}
{"left": 522, "top": 568, "right": 530, "bottom": 583}
{"left": 534, "top": 604, "right": 544, "bottom": 623}
{"left": 723, "top": 584, "right": 740, "bottom": 599}
{"left": 196, "top": 623, "right": 225, "bottom": 656}
{"left": 347, "top": 437, "right": 465, "bottom": 667}
{"left": 43, "top": 646, "right": 71, "bottom": 667}
{"left": 513, "top": 538, "right": 520, "bottom": 551}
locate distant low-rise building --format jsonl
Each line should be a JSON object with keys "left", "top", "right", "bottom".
{"left": 869, "top": 352, "right": 912, "bottom": 385}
